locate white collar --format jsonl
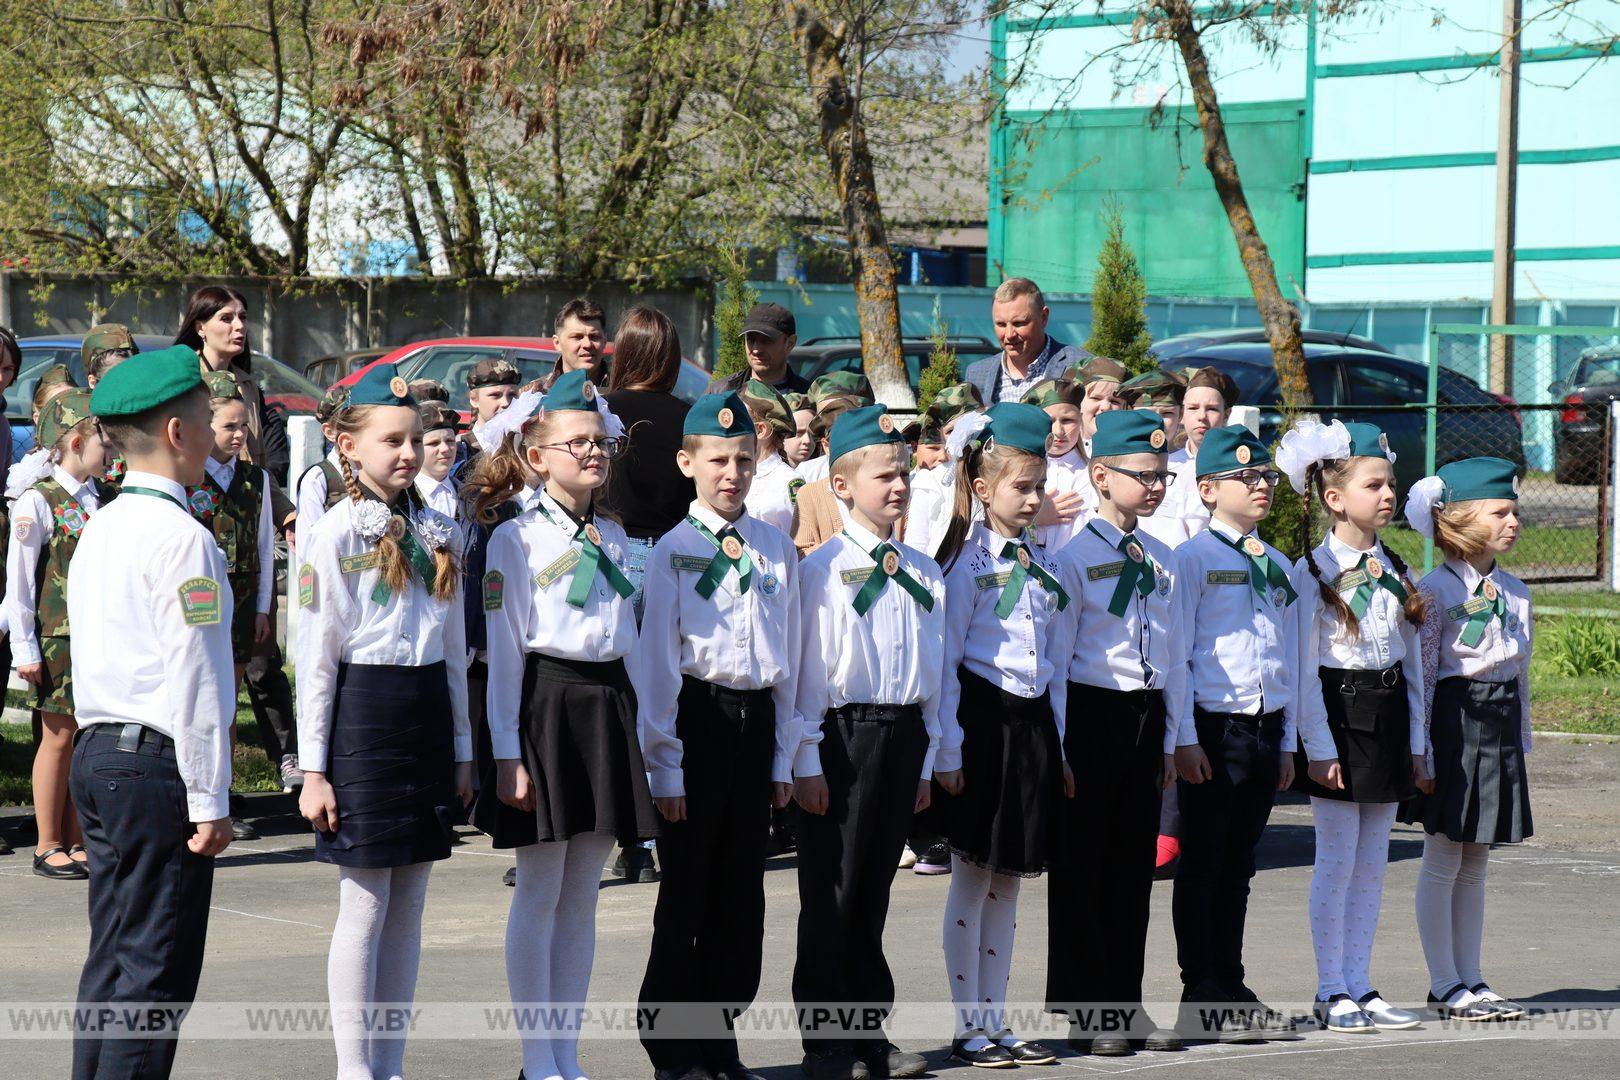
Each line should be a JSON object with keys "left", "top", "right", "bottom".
{"left": 687, "top": 500, "right": 746, "bottom": 536}
{"left": 204, "top": 456, "right": 236, "bottom": 488}
{"left": 414, "top": 471, "right": 454, "bottom": 497}
{"left": 756, "top": 452, "right": 788, "bottom": 478}
{"left": 1052, "top": 447, "right": 1083, "bottom": 469}
{"left": 973, "top": 522, "right": 1024, "bottom": 558}
{"left": 842, "top": 515, "right": 893, "bottom": 554}
{"left": 1324, "top": 529, "right": 1382, "bottom": 570}
{"left": 122, "top": 471, "right": 187, "bottom": 502}
{"left": 1086, "top": 515, "right": 1128, "bottom": 545}
{"left": 1207, "top": 516, "right": 1251, "bottom": 544}
{"left": 51, "top": 465, "right": 93, "bottom": 499}
{"left": 1445, "top": 557, "right": 1495, "bottom": 592}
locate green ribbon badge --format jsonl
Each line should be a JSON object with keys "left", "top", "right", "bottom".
{"left": 996, "top": 540, "right": 1069, "bottom": 618}
{"left": 847, "top": 533, "right": 934, "bottom": 616}
{"left": 1214, "top": 530, "right": 1297, "bottom": 608}
{"left": 1106, "top": 533, "right": 1156, "bottom": 617}
{"left": 1340, "top": 552, "right": 1408, "bottom": 619}
{"left": 566, "top": 521, "right": 636, "bottom": 609}
{"left": 686, "top": 515, "right": 753, "bottom": 599}
{"left": 1457, "top": 576, "right": 1507, "bottom": 647}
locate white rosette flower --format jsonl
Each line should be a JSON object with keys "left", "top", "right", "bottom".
{"left": 1275, "top": 419, "right": 1352, "bottom": 494}
{"left": 946, "top": 411, "right": 991, "bottom": 461}
{"left": 353, "top": 500, "right": 392, "bottom": 543}
{"left": 412, "top": 508, "right": 456, "bottom": 551}
{"left": 1404, "top": 475, "right": 1446, "bottom": 539}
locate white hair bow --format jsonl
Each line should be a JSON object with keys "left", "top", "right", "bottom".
{"left": 594, "top": 394, "right": 626, "bottom": 439}
{"left": 1275, "top": 419, "right": 1353, "bottom": 494}
{"left": 475, "top": 388, "right": 545, "bottom": 452}
{"left": 1404, "top": 475, "right": 1446, "bottom": 539}
{"left": 945, "top": 411, "right": 991, "bottom": 461}
{"left": 5, "top": 447, "right": 55, "bottom": 502}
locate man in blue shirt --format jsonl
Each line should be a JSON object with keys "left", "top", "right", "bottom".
{"left": 964, "top": 278, "right": 1090, "bottom": 404}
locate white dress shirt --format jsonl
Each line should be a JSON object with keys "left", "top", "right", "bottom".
{"left": 746, "top": 453, "right": 797, "bottom": 537}
{"left": 903, "top": 463, "right": 955, "bottom": 560}
{"left": 1417, "top": 558, "right": 1533, "bottom": 760}
{"left": 1164, "top": 517, "right": 1299, "bottom": 750}
{"left": 793, "top": 519, "right": 948, "bottom": 778}
{"left": 1035, "top": 449, "right": 1094, "bottom": 551}
{"left": 1292, "top": 532, "right": 1426, "bottom": 762}
{"left": 414, "top": 470, "right": 461, "bottom": 521}
{"left": 483, "top": 488, "right": 638, "bottom": 759}
{"left": 204, "top": 456, "right": 276, "bottom": 615}
{"left": 631, "top": 503, "right": 801, "bottom": 797}
{"left": 6, "top": 466, "right": 103, "bottom": 666}
{"left": 940, "top": 525, "right": 1063, "bottom": 759}
{"left": 295, "top": 449, "right": 341, "bottom": 556}
{"left": 68, "top": 472, "right": 236, "bottom": 821}
{"left": 295, "top": 497, "right": 471, "bottom": 772}
{"left": 1136, "top": 447, "right": 1208, "bottom": 549}
{"left": 795, "top": 455, "right": 830, "bottom": 485}
{"left": 1047, "top": 517, "right": 1182, "bottom": 754}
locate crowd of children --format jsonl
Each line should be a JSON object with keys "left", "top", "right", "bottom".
{"left": 5, "top": 296, "right": 1539, "bottom": 1080}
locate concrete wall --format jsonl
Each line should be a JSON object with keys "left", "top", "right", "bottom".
{"left": 0, "top": 273, "right": 715, "bottom": 370}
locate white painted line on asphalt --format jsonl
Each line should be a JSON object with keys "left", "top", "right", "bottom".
{"left": 1052, "top": 1033, "right": 1518, "bottom": 1072}
{"left": 448, "top": 848, "right": 517, "bottom": 860}
{"left": 217, "top": 844, "right": 310, "bottom": 860}
{"left": 209, "top": 905, "right": 327, "bottom": 930}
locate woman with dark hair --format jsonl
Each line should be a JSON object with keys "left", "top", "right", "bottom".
{"left": 175, "top": 285, "right": 290, "bottom": 483}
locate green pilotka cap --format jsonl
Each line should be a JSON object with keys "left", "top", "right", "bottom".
{"left": 828, "top": 404, "right": 905, "bottom": 463}
{"left": 683, "top": 392, "right": 755, "bottom": 439}
{"left": 89, "top": 345, "right": 206, "bottom": 418}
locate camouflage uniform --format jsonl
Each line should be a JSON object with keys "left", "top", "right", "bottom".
{"left": 188, "top": 466, "right": 263, "bottom": 665}
{"left": 29, "top": 476, "right": 116, "bottom": 714}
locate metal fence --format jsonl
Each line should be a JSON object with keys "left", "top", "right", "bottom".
{"left": 1418, "top": 323, "right": 1620, "bottom": 584}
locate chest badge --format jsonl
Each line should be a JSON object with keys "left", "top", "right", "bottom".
{"left": 761, "top": 571, "right": 780, "bottom": 596}
{"left": 1366, "top": 557, "right": 1383, "bottom": 579}
{"left": 881, "top": 550, "right": 900, "bottom": 576}
{"left": 1242, "top": 537, "right": 1265, "bottom": 558}
{"left": 722, "top": 535, "right": 744, "bottom": 560}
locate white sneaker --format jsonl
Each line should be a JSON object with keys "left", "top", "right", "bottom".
{"left": 279, "top": 754, "right": 305, "bottom": 793}
{"left": 898, "top": 844, "right": 918, "bottom": 869}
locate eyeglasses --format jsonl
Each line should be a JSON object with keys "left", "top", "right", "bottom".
{"left": 1102, "top": 464, "right": 1177, "bottom": 488}
{"left": 1213, "top": 468, "right": 1282, "bottom": 489}
{"left": 537, "top": 436, "right": 625, "bottom": 461}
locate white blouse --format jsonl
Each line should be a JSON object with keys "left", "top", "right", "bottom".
{"left": 746, "top": 452, "right": 797, "bottom": 537}
{"left": 1136, "top": 447, "right": 1208, "bottom": 549}
{"left": 903, "top": 462, "right": 955, "bottom": 560}
{"left": 1417, "top": 558, "right": 1533, "bottom": 760}
{"left": 5, "top": 465, "right": 103, "bottom": 666}
{"left": 1035, "top": 448, "right": 1094, "bottom": 551}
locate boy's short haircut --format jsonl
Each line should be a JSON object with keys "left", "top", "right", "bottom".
{"left": 830, "top": 440, "right": 910, "bottom": 483}
{"left": 99, "top": 383, "right": 209, "bottom": 456}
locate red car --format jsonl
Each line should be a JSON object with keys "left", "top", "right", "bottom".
{"left": 335, "top": 337, "right": 711, "bottom": 420}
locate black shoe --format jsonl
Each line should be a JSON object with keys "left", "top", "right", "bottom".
{"left": 801, "top": 1051, "right": 868, "bottom": 1080}
{"left": 1153, "top": 854, "right": 1179, "bottom": 881}
{"left": 32, "top": 847, "right": 89, "bottom": 880}
{"left": 622, "top": 844, "right": 659, "bottom": 883}
{"left": 1138, "top": 1027, "right": 1182, "bottom": 1052}
{"left": 986, "top": 1029, "right": 1055, "bottom": 1064}
{"left": 859, "top": 1041, "right": 927, "bottom": 1077}
{"left": 654, "top": 1068, "right": 714, "bottom": 1080}
{"left": 1428, "top": 986, "right": 1499, "bottom": 1022}
{"left": 1230, "top": 984, "right": 1300, "bottom": 1039}
{"left": 229, "top": 816, "right": 258, "bottom": 841}
{"left": 0, "top": 832, "right": 13, "bottom": 856}
{"left": 503, "top": 865, "right": 517, "bottom": 887}
{"left": 710, "top": 1062, "right": 766, "bottom": 1080}
{"left": 912, "top": 841, "right": 950, "bottom": 875}
{"left": 949, "top": 1036, "right": 1014, "bottom": 1068}
{"left": 1088, "top": 1034, "right": 1131, "bottom": 1056}
{"left": 1176, "top": 982, "right": 1263, "bottom": 1043}
{"left": 1468, "top": 983, "right": 1525, "bottom": 1021}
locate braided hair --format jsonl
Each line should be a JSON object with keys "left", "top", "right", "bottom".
{"left": 1303, "top": 457, "right": 1427, "bottom": 638}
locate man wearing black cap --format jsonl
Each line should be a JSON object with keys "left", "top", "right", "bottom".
{"left": 711, "top": 302, "right": 811, "bottom": 395}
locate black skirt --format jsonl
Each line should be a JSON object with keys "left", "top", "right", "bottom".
{"left": 473, "top": 653, "right": 660, "bottom": 848}
{"left": 1292, "top": 666, "right": 1417, "bottom": 804}
{"left": 315, "top": 661, "right": 457, "bottom": 868}
{"left": 932, "top": 667, "right": 1062, "bottom": 877}
{"left": 1399, "top": 676, "right": 1532, "bottom": 844}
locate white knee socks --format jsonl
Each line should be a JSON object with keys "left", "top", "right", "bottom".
{"left": 1415, "top": 834, "right": 1490, "bottom": 998}
{"left": 942, "top": 856, "right": 1023, "bottom": 1047}
{"left": 329, "top": 863, "right": 434, "bottom": 1080}
{"left": 1308, "top": 799, "right": 1397, "bottom": 1000}
{"left": 506, "top": 836, "right": 614, "bottom": 1080}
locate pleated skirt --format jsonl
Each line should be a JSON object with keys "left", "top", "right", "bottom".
{"left": 1399, "top": 676, "right": 1532, "bottom": 844}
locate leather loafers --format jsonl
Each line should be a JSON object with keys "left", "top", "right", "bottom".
{"left": 1139, "top": 1027, "right": 1183, "bottom": 1052}
{"left": 1357, "top": 991, "right": 1423, "bottom": 1030}
{"left": 860, "top": 1042, "right": 927, "bottom": 1078}
{"left": 33, "top": 847, "right": 89, "bottom": 880}
{"left": 1313, "top": 995, "right": 1376, "bottom": 1033}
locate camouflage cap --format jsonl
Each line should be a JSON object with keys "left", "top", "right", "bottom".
{"left": 81, "top": 324, "right": 137, "bottom": 366}
{"left": 1071, "top": 355, "right": 1129, "bottom": 386}
{"left": 738, "top": 378, "right": 797, "bottom": 438}
{"left": 409, "top": 378, "right": 450, "bottom": 404}
{"left": 1182, "top": 365, "right": 1239, "bottom": 410}
{"left": 1020, "top": 378, "right": 1083, "bottom": 410}
{"left": 316, "top": 384, "right": 350, "bottom": 423}
{"left": 39, "top": 388, "right": 95, "bottom": 448}
{"left": 36, "top": 363, "right": 77, "bottom": 395}
{"left": 781, "top": 391, "right": 811, "bottom": 414}
{"left": 1119, "top": 367, "right": 1186, "bottom": 408}
{"left": 927, "top": 381, "right": 984, "bottom": 426}
{"left": 467, "top": 357, "right": 521, "bottom": 389}
{"left": 808, "top": 370, "right": 873, "bottom": 410}
{"left": 917, "top": 420, "right": 946, "bottom": 446}
{"left": 204, "top": 369, "right": 243, "bottom": 401}
{"left": 418, "top": 400, "right": 466, "bottom": 434}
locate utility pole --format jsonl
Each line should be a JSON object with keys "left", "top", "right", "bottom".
{"left": 1489, "top": 0, "right": 1522, "bottom": 395}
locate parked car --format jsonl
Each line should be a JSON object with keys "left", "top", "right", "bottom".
{"left": 1150, "top": 327, "right": 1395, "bottom": 363}
{"left": 1551, "top": 345, "right": 1620, "bottom": 484}
{"left": 1168, "top": 342, "right": 1526, "bottom": 495}
{"left": 302, "top": 348, "right": 392, "bottom": 387}
{"left": 336, "top": 337, "right": 711, "bottom": 416}
{"left": 788, "top": 336, "right": 999, "bottom": 395}
{"left": 9, "top": 334, "right": 322, "bottom": 459}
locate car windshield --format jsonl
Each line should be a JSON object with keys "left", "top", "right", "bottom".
{"left": 403, "top": 348, "right": 559, "bottom": 392}
{"left": 10, "top": 347, "right": 84, "bottom": 421}
{"left": 253, "top": 356, "right": 323, "bottom": 415}
{"left": 1575, "top": 353, "right": 1620, "bottom": 386}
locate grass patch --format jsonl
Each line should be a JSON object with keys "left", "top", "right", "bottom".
{"left": 1527, "top": 612, "right": 1620, "bottom": 736}
{"left": 1378, "top": 524, "right": 1602, "bottom": 581}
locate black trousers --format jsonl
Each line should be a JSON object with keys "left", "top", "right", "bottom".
{"left": 70, "top": 725, "right": 215, "bottom": 1079}
{"left": 1046, "top": 685, "right": 1165, "bottom": 1025}
{"left": 243, "top": 642, "right": 296, "bottom": 763}
{"left": 1172, "top": 707, "right": 1282, "bottom": 991}
{"left": 792, "top": 705, "right": 927, "bottom": 1056}
{"left": 639, "top": 678, "right": 777, "bottom": 1070}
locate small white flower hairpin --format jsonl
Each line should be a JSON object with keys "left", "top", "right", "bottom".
{"left": 353, "top": 500, "right": 392, "bottom": 542}
{"left": 945, "top": 412, "right": 991, "bottom": 461}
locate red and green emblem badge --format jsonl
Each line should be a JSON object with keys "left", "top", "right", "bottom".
{"left": 482, "top": 570, "right": 505, "bottom": 612}
{"left": 187, "top": 485, "right": 221, "bottom": 521}
{"left": 53, "top": 503, "right": 88, "bottom": 539}
{"left": 104, "top": 454, "right": 127, "bottom": 485}
{"left": 298, "top": 563, "right": 316, "bottom": 608}
{"left": 178, "top": 576, "right": 224, "bottom": 626}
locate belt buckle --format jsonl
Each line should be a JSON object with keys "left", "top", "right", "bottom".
{"left": 114, "top": 722, "right": 144, "bottom": 753}
{"left": 1339, "top": 678, "right": 1357, "bottom": 699}
{"left": 1380, "top": 667, "right": 1399, "bottom": 689}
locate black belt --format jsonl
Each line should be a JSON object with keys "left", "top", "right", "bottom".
{"left": 829, "top": 703, "right": 922, "bottom": 725}
{"left": 1323, "top": 665, "right": 1402, "bottom": 694}
{"left": 84, "top": 722, "right": 174, "bottom": 752}
{"left": 681, "top": 675, "right": 773, "bottom": 715}
{"left": 1195, "top": 706, "right": 1284, "bottom": 730}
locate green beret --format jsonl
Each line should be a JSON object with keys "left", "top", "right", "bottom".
{"left": 1072, "top": 356, "right": 1128, "bottom": 386}
{"left": 1020, "top": 378, "right": 1082, "bottom": 410}
{"left": 1120, "top": 368, "right": 1186, "bottom": 408}
{"left": 1183, "top": 365, "right": 1238, "bottom": 409}
{"left": 1196, "top": 424, "right": 1272, "bottom": 477}
{"left": 82, "top": 324, "right": 136, "bottom": 366}
{"left": 829, "top": 404, "right": 904, "bottom": 464}
{"left": 1092, "top": 409, "right": 1170, "bottom": 458}
{"left": 38, "top": 389, "right": 94, "bottom": 448}
{"left": 1439, "top": 456, "right": 1520, "bottom": 503}
{"left": 1343, "top": 421, "right": 1393, "bottom": 461}
{"left": 809, "top": 370, "right": 873, "bottom": 410}
{"left": 738, "top": 379, "right": 796, "bottom": 438}
{"left": 980, "top": 402, "right": 1053, "bottom": 457}
{"left": 928, "top": 381, "right": 984, "bottom": 426}
{"left": 349, "top": 362, "right": 416, "bottom": 408}
{"left": 683, "top": 392, "right": 754, "bottom": 439}
{"left": 545, "top": 369, "right": 599, "bottom": 412}
{"left": 204, "top": 370, "right": 243, "bottom": 401}
{"left": 90, "top": 344, "right": 205, "bottom": 418}
{"left": 418, "top": 401, "right": 465, "bottom": 434}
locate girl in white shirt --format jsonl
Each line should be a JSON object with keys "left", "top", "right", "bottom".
{"left": 1400, "top": 457, "right": 1533, "bottom": 1024}
{"left": 295, "top": 365, "right": 472, "bottom": 1080}
{"left": 475, "top": 369, "right": 659, "bottom": 1080}
{"left": 1277, "top": 420, "right": 1426, "bottom": 1034}
{"left": 739, "top": 378, "right": 799, "bottom": 535}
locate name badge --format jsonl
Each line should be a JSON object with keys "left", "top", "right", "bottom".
{"left": 670, "top": 554, "right": 712, "bottom": 572}
{"left": 340, "top": 551, "right": 382, "bottom": 574}
{"left": 536, "top": 549, "right": 581, "bottom": 590}
{"left": 1334, "top": 569, "right": 1368, "bottom": 591}
{"left": 839, "top": 567, "right": 874, "bottom": 586}
{"left": 1087, "top": 561, "right": 1125, "bottom": 581}
{"left": 1207, "top": 570, "right": 1250, "bottom": 585}
{"left": 1446, "top": 597, "right": 1490, "bottom": 621}
{"left": 975, "top": 570, "right": 1013, "bottom": 590}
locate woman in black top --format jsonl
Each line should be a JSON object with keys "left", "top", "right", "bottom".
{"left": 602, "top": 305, "right": 696, "bottom": 619}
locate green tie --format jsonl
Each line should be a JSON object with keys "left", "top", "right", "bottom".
{"left": 996, "top": 540, "right": 1070, "bottom": 618}
{"left": 1214, "top": 529, "right": 1297, "bottom": 607}
{"left": 566, "top": 521, "right": 636, "bottom": 609}
{"left": 1106, "top": 532, "right": 1157, "bottom": 617}
{"left": 1339, "top": 552, "right": 1408, "bottom": 619}
{"left": 1457, "top": 577, "right": 1508, "bottom": 647}
{"left": 848, "top": 535, "right": 934, "bottom": 616}
{"left": 687, "top": 515, "right": 753, "bottom": 599}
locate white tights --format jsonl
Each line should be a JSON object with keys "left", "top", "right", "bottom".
{"left": 506, "top": 836, "right": 614, "bottom": 1080}
{"left": 1414, "top": 833, "right": 1490, "bottom": 999}
{"left": 329, "top": 863, "right": 433, "bottom": 1080}
{"left": 1308, "top": 799, "right": 1397, "bottom": 1000}
{"left": 941, "top": 856, "right": 1023, "bottom": 1043}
